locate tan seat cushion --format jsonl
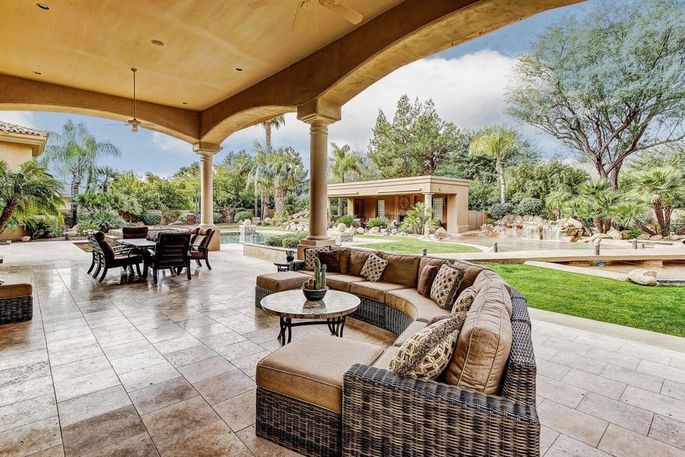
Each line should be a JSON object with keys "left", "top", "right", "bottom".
{"left": 393, "top": 320, "right": 428, "bottom": 347}
{"left": 256, "top": 271, "right": 308, "bottom": 292}
{"left": 372, "top": 346, "right": 400, "bottom": 369}
{"left": 379, "top": 253, "right": 420, "bottom": 288}
{"left": 443, "top": 282, "right": 513, "bottom": 394}
{"left": 385, "top": 288, "right": 450, "bottom": 322}
{"left": 325, "top": 273, "right": 365, "bottom": 292}
{"left": 348, "top": 281, "right": 405, "bottom": 303}
{"left": 0, "top": 283, "right": 32, "bottom": 299}
{"left": 256, "top": 334, "right": 383, "bottom": 413}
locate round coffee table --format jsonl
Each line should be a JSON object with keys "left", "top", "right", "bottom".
{"left": 260, "top": 289, "right": 360, "bottom": 345}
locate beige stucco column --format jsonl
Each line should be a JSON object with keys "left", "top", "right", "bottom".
{"left": 297, "top": 100, "right": 341, "bottom": 254}
{"left": 446, "top": 189, "right": 469, "bottom": 234}
{"left": 424, "top": 193, "right": 433, "bottom": 210}
{"left": 347, "top": 198, "right": 355, "bottom": 216}
{"left": 193, "top": 142, "right": 222, "bottom": 251}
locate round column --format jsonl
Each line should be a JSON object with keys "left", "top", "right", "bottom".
{"left": 308, "top": 119, "right": 330, "bottom": 241}
{"left": 193, "top": 143, "right": 221, "bottom": 251}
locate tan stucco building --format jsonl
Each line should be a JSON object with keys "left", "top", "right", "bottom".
{"left": 0, "top": 121, "right": 48, "bottom": 170}
{"left": 328, "top": 175, "right": 473, "bottom": 233}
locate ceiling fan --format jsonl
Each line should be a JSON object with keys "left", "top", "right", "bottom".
{"left": 249, "top": 0, "right": 363, "bottom": 31}
{"left": 108, "top": 68, "right": 154, "bottom": 133}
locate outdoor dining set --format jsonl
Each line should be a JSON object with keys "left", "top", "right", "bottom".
{"left": 85, "top": 226, "right": 215, "bottom": 283}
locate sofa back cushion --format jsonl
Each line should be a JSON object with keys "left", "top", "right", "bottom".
{"left": 304, "top": 247, "right": 330, "bottom": 270}
{"left": 379, "top": 253, "right": 420, "bottom": 288}
{"left": 473, "top": 269, "right": 512, "bottom": 294}
{"left": 418, "top": 256, "right": 453, "bottom": 274}
{"left": 443, "top": 281, "right": 513, "bottom": 394}
{"left": 333, "top": 247, "right": 351, "bottom": 274}
{"left": 451, "top": 260, "right": 485, "bottom": 295}
{"left": 348, "top": 249, "right": 374, "bottom": 276}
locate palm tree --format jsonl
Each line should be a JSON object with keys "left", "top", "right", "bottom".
{"left": 469, "top": 127, "right": 519, "bottom": 204}
{"left": 41, "top": 121, "right": 120, "bottom": 225}
{"left": 261, "top": 115, "right": 285, "bottom": 153}
{"left": 270, "top": 148, "right": 306, "bottom": 217}
{"left": 545, "top": 190, "right": 571, "bottom": 220}
{"left": 96, "top": 166, "right": 119, "bottom": 193}
{"left": 330, "top": 143, "right": 365, "bottom": 215}
{"left": 631, "top": 167, "right": 685, "bottom": 237}
{"left": 248, "top": 144, "right": 272, "bottom": 218}
{"left": 0, "top": 161, "right": 64, "bottom": 233}
{"left": 579, "top": 180, "right": 620, "bottom": 233}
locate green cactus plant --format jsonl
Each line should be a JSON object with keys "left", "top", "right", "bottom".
{"left": 305, "top": 257, "right": 327, "bottom": 290}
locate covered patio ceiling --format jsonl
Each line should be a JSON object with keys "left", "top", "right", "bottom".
{"left": 0, "top": 0, "right": 580, "bottom": 144}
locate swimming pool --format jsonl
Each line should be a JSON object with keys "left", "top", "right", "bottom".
{"left": 220, "top": 231, "right": 273, "bottom": 244}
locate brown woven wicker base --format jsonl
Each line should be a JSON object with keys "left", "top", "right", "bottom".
{"left": 256, "top": 387, "right": 342, "bottom": 457}
{"left": 0, "top": 296, "right": 32, "bottom": 324}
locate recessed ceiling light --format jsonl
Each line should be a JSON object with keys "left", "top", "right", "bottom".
{"left": 151, "top": 39, "right": 165, "bottom": 47}
{"left": 36, "top": 3, "right": 49, "bottom": 10}
{"left": 182, "top": 102, "right": 188, "bottom": 105}
{"left": 235, "top": 67, "right": 243, "bottom": 72}
{"left": 33, "top": 71, "right": 42, "bottom": 75}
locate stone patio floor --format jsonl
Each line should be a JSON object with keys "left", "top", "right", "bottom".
{"left": 0, "top": 242, "right": 684, "bottom": 456}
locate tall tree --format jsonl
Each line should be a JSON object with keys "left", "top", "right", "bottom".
{"left": 508, "top": 0, "right": 685, "bottom": 189}
{"left": 269, "top": 147, "right": 306, "bottom": 217}
{"left": 261, "top": 115, "right": 285, "bottom": 153}
{"left": 248, "top": 144, "right": 272, "bottom": 218}
{"left": 368, "top": 96, "right": 463, "bottom": 178}
{"left": 0, "top": 161, "right": 63, "bottom": 233}
{"left": 41, "top": 121, "right": 120, "bottom": 225}
{"left": 330, "top": 143, "right": 365, "bottom": 215}
{"left": 468, "top": 127, "right": 519, "bottom": 204}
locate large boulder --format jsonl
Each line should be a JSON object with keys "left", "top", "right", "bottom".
{"left": 567, "top": 218, "right": 584, "bottom": 229}
{"left": 637, "top": 234, "right": 651, "bottom": 240}
{"left": 369, "top": 227, "right": 380, "bottom": 234}
{"left": 434, "top": 227, "right": 448, "bottom": 240}
{"left": 607, "top": 227, "right": 624, "bottom": 240}
{"left": 336, "top": 223, "right": 347, "bottom": 232}
{"left": 627, "top": 269, "right": 658, "bottom": 286}
{"left": 355, "top": 227, "right": 365, "bottom": 234}
{"left": 650, "top": 235, "right": 663, "bottom": 241}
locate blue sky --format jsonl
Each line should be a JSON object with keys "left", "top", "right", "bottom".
{"left": 2, "top": 1, "right": 599, "bottom": 177}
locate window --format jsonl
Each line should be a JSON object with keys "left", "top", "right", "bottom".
{"left": 377, "top": 199, "right": 385, "bottom": 219}
{"left": 432, "top": 197, "right": 443, "bottom": 222}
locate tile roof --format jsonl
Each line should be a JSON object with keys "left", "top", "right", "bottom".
{"left": 0, "top": 120, "right": 47, "bottom": 137}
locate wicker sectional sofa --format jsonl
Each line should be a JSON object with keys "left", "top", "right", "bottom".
{"left": 254, "top": 248, "right": 538, "bottom": 457}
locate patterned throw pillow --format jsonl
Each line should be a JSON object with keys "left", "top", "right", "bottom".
{"left": 304, "top": 247, "right": 330, "bottom": 270}
{"left": 430, "top": 264, "right": 465, "bottom": 309}
{"left": 359, "top": 253, "right": 388, "bottom": 282}
{"left": 389, "top": 313, "right": 467, "bottom": 379}
{"left": 452, "top": 287, "right": 477, "bottom": 313}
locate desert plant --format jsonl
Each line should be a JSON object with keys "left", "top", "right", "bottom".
{"left": 337, "top": 214, "right": 354, "bottom": 227}
{"left": 281, "top": 232, "right": 306, "bottom": 248}
{"left": 305, "top": 257, "right": 327, "bottom": 290}
{"left": 517, "top": 197, "right": 544, "bottom": 216}
{"left": 140, "top": 210, "right": 162, "bottom": 226}
{"left": 367, "top": 217, "right": 386, "bottom": 228}
{"left": 400, "top": 202, "right": 436, "bottom": 235}
{"left": 81, "top": 209, "right": 125, "bottom": 232}
{"left": 213, "top": 212, "right": 225, "bottom": 224}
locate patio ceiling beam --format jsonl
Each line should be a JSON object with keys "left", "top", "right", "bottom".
{"left": 0, "top": 74, "right": 200, "bottom": 143}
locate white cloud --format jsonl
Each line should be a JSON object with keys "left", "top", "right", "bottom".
{"left": 220, "top": 50, "right": 569, "bottom": 161}
{"left": 150, "top": 131, "right": 191, "bottom": 155}
{"left": 0, "top": 111, "right": 38, "bottom": 129}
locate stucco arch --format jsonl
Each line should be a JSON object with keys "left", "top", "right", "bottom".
{"left": 200, "top": 105, "right": 295, "bottom": 145}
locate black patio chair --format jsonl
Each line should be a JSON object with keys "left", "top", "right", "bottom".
{"left": 92, "top": 231, "right": 143, "bottom": 282}
{"left": 143, "top": 232, "right": 191, "bottom": 284}
{"left": 189, "top": 227, "right": 216, "bottom": 270}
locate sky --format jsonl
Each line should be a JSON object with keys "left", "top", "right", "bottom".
{"left": 1, "top": 1, "right": 599, "bottom": 177}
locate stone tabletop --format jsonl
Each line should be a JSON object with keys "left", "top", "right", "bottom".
{"left": 260, "top": 289, "right": 360, "bottom": 319}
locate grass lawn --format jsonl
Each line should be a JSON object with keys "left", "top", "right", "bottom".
{"left": 490, "top": 264, "right": 685, "bottom": 338}
{"left": 359, "top": 236, "right": 481, "bottom": 255}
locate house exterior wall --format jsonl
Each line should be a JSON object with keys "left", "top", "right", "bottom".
{"left": 0, "top": 141, "right": 33, "bottom": 171}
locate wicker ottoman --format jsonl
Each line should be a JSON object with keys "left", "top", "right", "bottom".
{"left": 256, "top": 333, "right": 383, "bottom": 457}
{"left": 0, "top": 283, "right": 33, "bottom": 324}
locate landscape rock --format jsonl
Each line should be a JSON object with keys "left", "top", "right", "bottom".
{"left": 369, "top": 227, "right": 380, "bottom": 234}
{"left": 336, "top": 223, "right": 347, "bottom": 232}
{"left": 627, "top": 269, "right": 658, "bottom": 286}
{"left": 637, "top": 234, "right": 651, "bottom": 240}
{"left": 650, "top": 235, "right": 663, "bottom": 241}
{"left": 607, "top": 227, "right": 624, "bottom": 240}
{"left": 355, "top": 227, "right": 365, "bottom": 234}
{"left": 434, "top": 227, "right": 448, "bottom": 240}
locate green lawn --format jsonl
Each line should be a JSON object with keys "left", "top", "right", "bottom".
{"left": 358, "top": 236, "right": 481, "bottom": 255}
{"left": 490, "top": 264, "right": 685, "bottom": 338}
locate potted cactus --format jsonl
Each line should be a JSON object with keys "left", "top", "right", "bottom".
{"left": 302, "top": 257, "right": 328, "bottom": 301}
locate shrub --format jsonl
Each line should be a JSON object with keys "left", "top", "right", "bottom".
{"left": 213, "top": 212, "right": 225, "bottom": 224}
{"left": 367, "top": 217, "right": 386, "bottom": 228}
{"left": 281, "top": 232, "right": 306, "bottom": 248}
{"left": 235, "top": 210, "right": 253, "bottom": 222}
{"left": 488, "top": 203, "right": 515, "bottom": 220}
{"left": 337, "top": 214, "right": 354, "bottom": 227}
{"left": 626, "top": 227, "right": 642, "bottom": 239}
{"left": 517, "top": 198, "right": 544, "bottom": 216}
{"left": 78, "top": 221, "right": 99, "bottom": 233}
{"left": 400, "top": 203, "right": 436, "bottom": 235}
{"left": 25, "top": 216, "right": 61, "bottom": 239}
{"left": 81, "top": 210, "right": 126, "bottom": 232}
{"left": 140, "top": 210, "right": 162, "bottom": 226}
{"left": 265, "top": 235, "right": 284, "bottom": 247}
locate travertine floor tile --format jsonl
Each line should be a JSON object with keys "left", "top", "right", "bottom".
{"left": 538, "top": 400, "right": 608, "bottom": 446}
{"left": 598, "top": 423, "right": 685, "bottom": 457}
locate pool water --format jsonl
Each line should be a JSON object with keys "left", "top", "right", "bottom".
{"left": 220, "top": 231, "right": 273, "bottom": 244}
